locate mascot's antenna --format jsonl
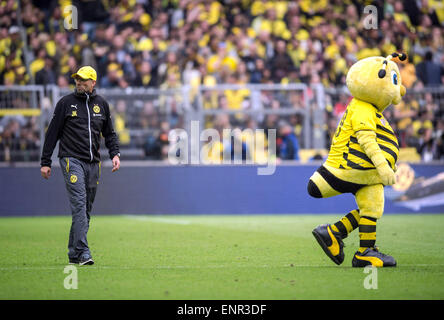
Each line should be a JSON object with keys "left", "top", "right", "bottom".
{"left": 378, "top": 52, "right": 407, "bottom": 78}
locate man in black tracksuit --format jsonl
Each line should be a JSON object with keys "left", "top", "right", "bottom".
{"left": 41, "top": 66, "right": 120, "bottom": 266}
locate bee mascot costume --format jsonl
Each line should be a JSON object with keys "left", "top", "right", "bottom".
{"left": 308, "top": 53, "right": 407, "bottom": 267}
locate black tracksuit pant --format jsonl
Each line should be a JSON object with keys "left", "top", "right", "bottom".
{"left": 60, "top": 157, "right": 100, "bottom": 261}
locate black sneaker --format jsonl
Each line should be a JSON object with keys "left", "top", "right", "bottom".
{"left": 312, "top": 224, "right": 345, "bottom": 265}
{"left": 79, "top": 257, "right": 94, "bottom": 266}
{"left": 352, "top": 247, "right": 396, "bottom": 267}
{"left": 69, "top": 258, "right": 79, "bottom": 265}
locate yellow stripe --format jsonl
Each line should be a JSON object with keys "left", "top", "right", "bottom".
{"left": 65, "top": 158, "right": 69, "bottom": 173}
{"left": 351, "top": 210, "right": 361, "bottom": 222}
{"left": 341, "top": 217, "right": 354, "bottom": 233}
{"left": 0, "top": 109, "right": 41, "bottom": 116}
{"left": 97, "top": 161, "right": 101, "bottom": 185}
{"left": 360, "top": 217, "right": 377, "bottom": 226}
{"left": 310, "top": 171, "right": 341, "bottom": 198}
{"left": 359, "top": 232, "right": 377, "bottom": 240}
{"left": 354, "top": 255, "right": 383, "bottom": 267}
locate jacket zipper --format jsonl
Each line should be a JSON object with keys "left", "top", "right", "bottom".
{"left": 85, "top": 93, "right": 93, "bottom": 162}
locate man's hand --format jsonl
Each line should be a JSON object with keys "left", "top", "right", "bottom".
{"left": 376, "top": 163, "right": 396, "bottom": 186}
{"left": 41, "top": 166, "right": 51, "bottom": 179}
{"left": 112, "top": 155, "right": 120, "bottom": 172}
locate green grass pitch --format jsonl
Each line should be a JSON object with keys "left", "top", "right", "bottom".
{"left": 1, "top": 214, "right": 443, "bottom": 300}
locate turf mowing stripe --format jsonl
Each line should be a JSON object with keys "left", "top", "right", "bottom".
{"left": 0, "top": 265, "right": 273, "bottom": 271}
{"left": 2, "top": 264, "right": 444, "bottom": 271}
{"left": 123, "top": 215, "right": 191, "bottom": 225}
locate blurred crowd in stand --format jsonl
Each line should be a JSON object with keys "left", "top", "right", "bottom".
{"left": 0, "top": 0, "right": 443, "bottom": 162}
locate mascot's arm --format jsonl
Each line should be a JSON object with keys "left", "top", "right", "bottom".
{"left": 356, "top": 130, "right": 395, "bottom": 185}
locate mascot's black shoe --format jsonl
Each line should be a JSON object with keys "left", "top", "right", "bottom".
{"left": 352, "top": 247, "right": 396, "bottom": 267}
{"left": 312, "top": 224, "right": 344, "bottom": 265}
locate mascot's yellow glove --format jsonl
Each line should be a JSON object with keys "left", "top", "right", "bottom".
{"left": 356, "top": 130, "right": 396, "bottom": 186}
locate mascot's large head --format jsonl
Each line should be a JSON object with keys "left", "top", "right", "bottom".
{"left": 346, "top": 52, "right": 407, "bottom": 111}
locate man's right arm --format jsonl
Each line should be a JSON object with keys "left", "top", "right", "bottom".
{"left": 40, "top": 100, "right": 65, "bottom": 168}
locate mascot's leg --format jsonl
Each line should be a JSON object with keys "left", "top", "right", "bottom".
{"left": 352, "top": 184, "right": 396, "bottom": 267}
{"left": 311, "top": 209, "right": 361, "bottom": 265}
{"left": 308, "top": 166, "right": 363, "bottom": 265}
{"left": 307, "top": 171, "right": 340, "bottom": 198}
{"left": 355, "top": 184, "right": 384, "bottom": 250}
{"left": 330, "top": 209, "right": 360, "bottom": 239}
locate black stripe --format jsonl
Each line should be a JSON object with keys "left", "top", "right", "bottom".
{"left": 350, "top": 136, "right": 358, "bottom": 144}
{"left": 369, "top": 103, "right": 380, "bottom": 112}
{"left": 307, "top": 180, "right": 322, "bottom": 198}
{"left": 347, "top": 159, "right": 374, "bottom": 170}
{"left": 348, "top": 147, "right": 374, "bottom": 165}
{"left": 350, "top": 133, "right": 397, "bottom": 164}
{"left": 360, "top": 240, "right": 376, "bottom": 247}
{"left": 379, "top": 144, "right": 398, "bottom": 162}
{"left": 317, "top": 165, "right": 367, "bottom": 194}
{"left": 377, "top": 133, "right": 399, "bottom": 149}
{"left": 377, "top": 124, "right": 395, "bottom": 136}
{"left": 346, "top": 212, "right": 359, "bottom": 229}
{"left": 344, "top": 141, "right": 375, "bottom": 169}
{"left": 375, "top": 113, "right": 382, "bottom": 118}
{"left": 361, "top": 216, "right": 377, "bottom": 222}
{"left": 359, "top": 225, "right": 377, "bottom": 233}
{"left": 334, "top": 221, "right": 348, "bottom": 237}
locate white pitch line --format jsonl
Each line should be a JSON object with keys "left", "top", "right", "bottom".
{"left": 123, "top": 215, "right": 191, "bottom": 225}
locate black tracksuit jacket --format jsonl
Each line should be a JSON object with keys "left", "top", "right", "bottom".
{"left": 41, "top": 89, "right": 120, "bottom": 167}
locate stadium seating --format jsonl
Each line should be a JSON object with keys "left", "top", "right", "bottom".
{"left": 0, "top": 0, "right": 443, "bottom": 162}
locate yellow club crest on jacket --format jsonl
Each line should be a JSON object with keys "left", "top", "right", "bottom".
{"left": 346, "top": 52, "right": 407, "bottom": 111}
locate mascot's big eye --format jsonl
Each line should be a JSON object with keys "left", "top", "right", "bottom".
{"left": 391, "top": 71, "right": 398, "bottom": 85}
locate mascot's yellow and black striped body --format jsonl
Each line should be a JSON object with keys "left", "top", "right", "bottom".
{"left": 326, "top": 99, "right": 399, "bottom": 172}
{"left": 309, "top": 53, "right": 407, "bottom": 268}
